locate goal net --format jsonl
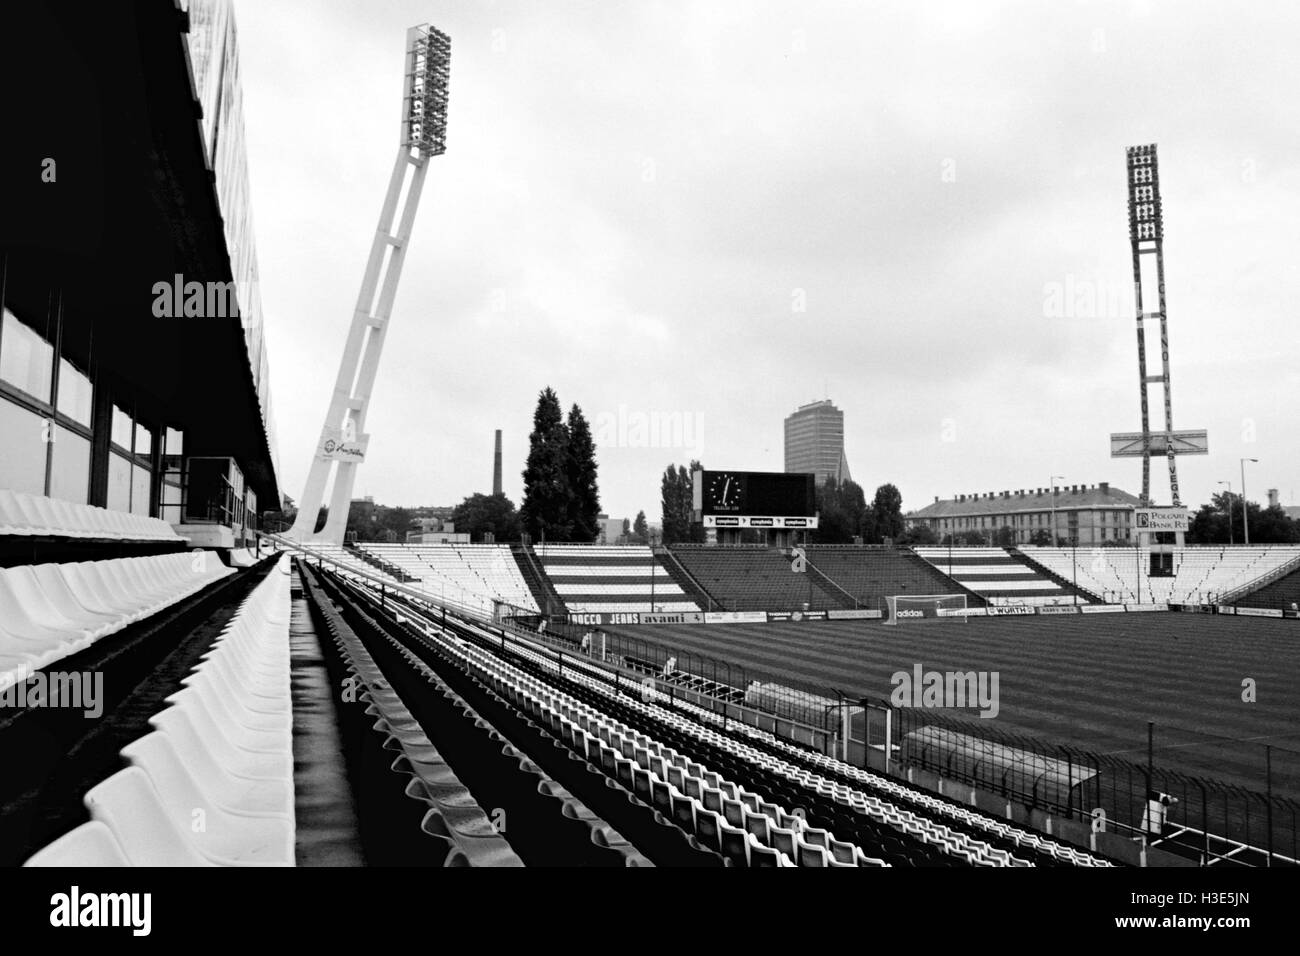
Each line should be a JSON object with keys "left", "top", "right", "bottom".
{"left": 885, "top": 594, "right": 968, "bottom": 624}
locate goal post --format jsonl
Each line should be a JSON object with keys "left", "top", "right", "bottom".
{"left": 885, "top": 594, "right": 968, "bottom": 624}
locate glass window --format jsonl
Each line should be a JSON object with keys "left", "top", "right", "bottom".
{"left": 111, "top": 406, "right": 132, "bottom": 451}
{"left": 0, "top": 308, "right": 54, "bottom": 402}
{"left": 0, "top": 398, "right": 48, "bottom": 493}
{"left": 165, "top": 427, "right": 184, "bottom": 455}
{"left": 56, "top": 358, "right": 93, "bottom": 426}
{"left": 131, "top": 464, "right": 151, "bottom": 517}
{"left": 107, "top": 453, "right": 131, "bottom": 513}
{"left": 134, "top": 422, "right": 152, "bottom": 458}
{"left": 49, "top": 426, "right": 90, "bottom": 503}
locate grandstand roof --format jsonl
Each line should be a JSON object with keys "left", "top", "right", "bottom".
{"left": 908, "top": 483, "right": 1142, "bottom": 519}
{"left": 0, "top": 1, "right": 281, "bottom": 505}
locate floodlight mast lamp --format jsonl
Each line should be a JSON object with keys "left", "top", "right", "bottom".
{"left": 288, "top": 25, "right": 450, "bottom": 544}
{"left": 1109, "top": 144, "right": 1207, "bottom": 510}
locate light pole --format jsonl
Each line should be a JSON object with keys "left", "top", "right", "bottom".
{"left": 289, "top": 24, "right": 452, "bottom": 543}
{"left": 1050, "top": 476, "right": 1065, "bottom": 548}
{"left": 1217, "top": 480, "right": 1233, "bottom": 546}
{"left": 1240, "top": 459, "right": 1258, "bottom": 545}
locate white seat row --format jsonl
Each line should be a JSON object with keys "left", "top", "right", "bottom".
{"left": 357, "top": 543, "right": 539, "bottom": 613}
{"left": 24, "top": 555, "right": 294, "bottom": 866}
{"left": 422, "top": 615, "right": 865, "bottom": 866}
{"left": 0, "top": 488, "right": 181, "bottom": 541}
{"left": 0, "top": 551, "right": 233, "bottom": 692}
{"left": 493, "top": 620, "right": 1111, "bottom": 867}
{"left": 1022, "top": 546, "right": 1300, "bottom": 604}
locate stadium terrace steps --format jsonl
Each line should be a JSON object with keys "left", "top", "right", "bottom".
{"left": 914, "top": 547, "right": 1076, "bottom": 606}
{"left": 658, "top": 547, "right": 720, "bottom": 610}
{"left": 1007, "top": 548, "right": 1102, "bottom": 603}
{"left": 1231, "top": 563, "right": 1300, "bottom": 611}
{"left": 304, "top": 561, "right": 527, "bottom": 868}
{"left": 1020, "top": 545, "right": 1300, "bottom": 605}
{"left": 0, "top": 489, "right": 182, "bottom": 542}
{"left": 802, "top": 547, "right": 988, "bottom": 611}
{"left": 534, "top": 545, "right": 699, "bottom": 613}
{"left": 798, "top": 554, "right": 861, "bottom": 610}
{"left": 25, "top": 555, "right": 295, "bottom": 867}
{"left": 311, "top": 565, "right": 662, "bottom": 866}
{"left": 347, "top": 544, "right": 417, "bottom": 583}
{"left": 0, "top": 552, "right": 234, "bottom": 692}
{"left": 668, "top": 547, "right": 850, "bottom": 612}
{"left": 513, "top": 544, "right": 566, "bottom": 615}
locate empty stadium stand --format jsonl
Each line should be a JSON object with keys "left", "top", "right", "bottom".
{"left": 1, "top": 553, "right": 233, "bottom": 692}
{"left": 341, "top": 571, "right": 1111, "bottom": 866}
{"left": 657, "top": 548, "right": 720, "bottom": 610}
{"left": 356, "top": 543, "right": 540, "bottom": 615}
{"left": 805, "top": 547, "right": 989, "bottom": 610}
{"left": 24, "top": 557, "right": 293, "bottom": 865}
{"left": 513, "top": 544, "right": 566, "bottom": 615}
{"left": 0, "top": 489, "right": 182, "bottom": 543}
{"left": 669, "top": 546, "right": 845, "bottom": 612}
{"left": 1020, "top": 545, "right": 1300, "bottom": 605}
{"left": 9, "top": 539, "right": 1129, "bottom": 867}
{"left": 536, "top": 545, "right": 699, "bottom": 613}
{"left": 1230, "top": 564, "right": 1300, "bottom": 611}
{"left": 914, "top": 547, "right": 1078, "bottom": 606}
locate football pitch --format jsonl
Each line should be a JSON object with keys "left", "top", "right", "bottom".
{"left": 603, "top": 613, "right": 1300, "bottom": 799}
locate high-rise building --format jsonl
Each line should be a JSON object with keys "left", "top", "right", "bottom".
{"left": 783, "top": 400, "right": 851, "bottom": 485}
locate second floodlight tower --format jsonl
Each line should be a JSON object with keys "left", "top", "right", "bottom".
{"left": 289, "top": 24, "right": 450, "bottom": 543}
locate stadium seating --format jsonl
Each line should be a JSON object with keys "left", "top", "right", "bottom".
{"left": 357, "top": 543, "right": 540, "bottom": 616}
{"left": 1021, "top": 545, "right": 1300, "bottom": 605}
{"left": 25, "top": 555, "right": 295, "bottom": 867}
{"left": 0, "top": 489, "right": 181, "bottom": 542}
{"left": 1231, "top": 563, "right": 1300, "bottom": 611}
{"left": 805, "top": 547, "right": 988, "bottom": 609}
{"left": 442, "top": 609, "right": 1112, "bottom": 867}
{"left": 0, "top": 552, "right": 234, "bottom": 692}
{"left": 914, "top": 547, "right": 1075, "bottom": 606}
{"left": 669, "top": 547, "right": 843, "bottom": 611}
{"left": 536, "top": 545, "right": 698, "bottom": 613}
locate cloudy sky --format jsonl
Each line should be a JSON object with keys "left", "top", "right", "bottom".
{"left": 236, "top": 0, "right": 1300, "bottom": 524}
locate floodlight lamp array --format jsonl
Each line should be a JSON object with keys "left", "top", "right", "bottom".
{"left": 403, "top": 24, "right": 451, "bottom": 156}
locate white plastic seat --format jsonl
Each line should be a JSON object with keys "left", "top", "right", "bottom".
{"left": 149, "top": 703, "right": 291, "bottom": 781}
{"left": 165, "top": 682, "right": 290, "bottom": 737}
{"left": 23, "top": 821, "right": 131, "bottom": 867}
{"left": 83, "top": 767, "right": 217, "bottom": 866}
{"left": 29, "top": 564, "right": 124, "bottom": 637}
{"left": 0, "top": 567, "right": 94, "bottom": 653}
{"left": 119, "top": 734, "right": 294, "bottom": 864}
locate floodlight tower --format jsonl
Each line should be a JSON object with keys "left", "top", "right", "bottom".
{"left": 1108, "top": 144, "right": 1207, "bottom": 509}
{"left": 288, "top": 25, "right": 451, "bottom": 543}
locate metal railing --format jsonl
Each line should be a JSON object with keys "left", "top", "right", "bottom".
{"left": 879, "top": 702, "right": 1299, "bottom": 866}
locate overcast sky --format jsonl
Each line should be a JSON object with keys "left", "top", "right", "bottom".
{"left": 236, "top": 0, "right": 1300, "bottom": 523}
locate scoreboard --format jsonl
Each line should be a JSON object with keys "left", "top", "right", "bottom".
{"left": 692, "top": 470, "right": 818, "bottom": 529}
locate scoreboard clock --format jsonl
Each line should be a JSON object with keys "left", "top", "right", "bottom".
{"left": 706, "top": 472, "right": 745, "bottom": 512}
{"left": 692, "top": 470, "right": 817, "bottom": 527}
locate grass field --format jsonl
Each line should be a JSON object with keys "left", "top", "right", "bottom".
{"left": 603, "top": 613, "right": 1300, "bottom": 800}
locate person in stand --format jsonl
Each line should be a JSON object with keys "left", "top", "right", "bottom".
{"left": 580, "top": 630, "right": 593, "bottom": 655}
